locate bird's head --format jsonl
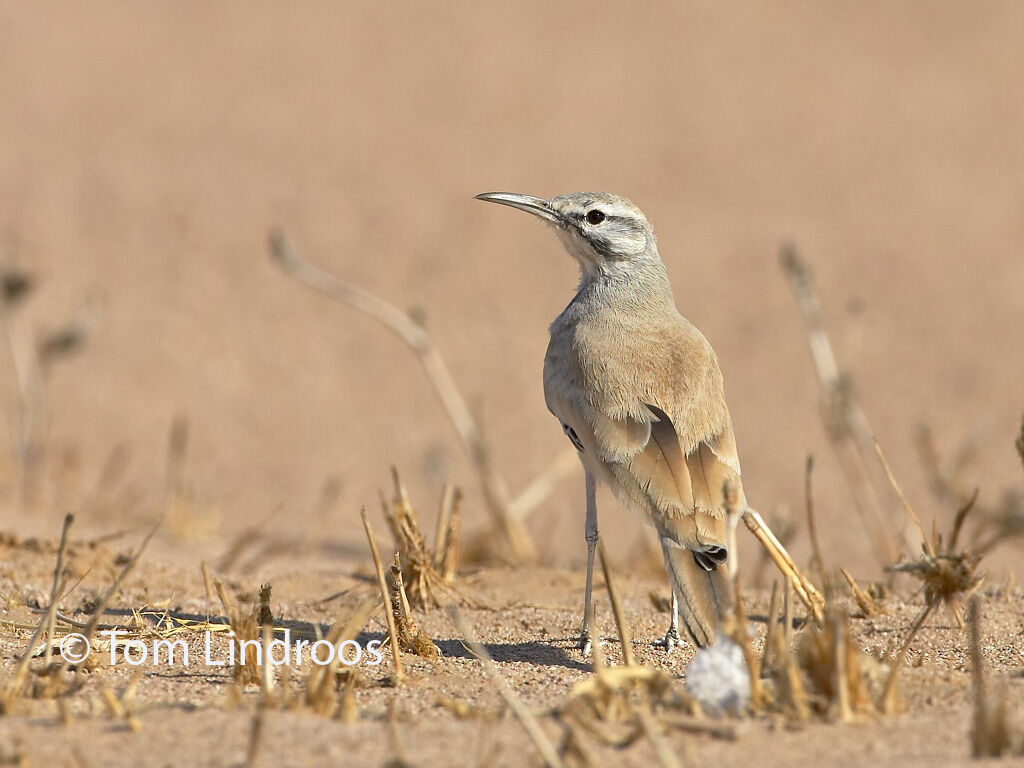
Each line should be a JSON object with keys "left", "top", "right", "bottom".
{"left": 475, "top": 191, "right": 659, "bottom": 278}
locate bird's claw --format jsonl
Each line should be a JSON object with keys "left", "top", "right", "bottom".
{"left": 578, "top": 631, "right": 609, "bottom": 657}
{"left": 579, "top": 634, "right": 592, "bottom": 656}
{"left": 652, "top": 626, "right": 681, "bottom": 653}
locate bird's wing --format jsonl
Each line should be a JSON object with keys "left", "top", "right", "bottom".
{"left": 549, "top": 387, "right": 732, "bottom": 555}
{"left": 543, "top": 314, "right": 743, "bottom": 554}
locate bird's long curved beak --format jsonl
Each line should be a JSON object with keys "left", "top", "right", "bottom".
{"left": 474, "top": 192, "right": 560, "bottom": 224}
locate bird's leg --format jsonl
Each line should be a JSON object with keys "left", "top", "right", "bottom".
{"left": 726, "top": 513, "right": 739, "bottom": 579}
{"left": 653, "top": 538, "right": 682, "bottom": 652}
{"left": 579, "top": 471, "right": 598, "bottom": 655}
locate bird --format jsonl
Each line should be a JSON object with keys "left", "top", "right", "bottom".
{"left": 475, "top": 191, "right": 746, "bottom": 651}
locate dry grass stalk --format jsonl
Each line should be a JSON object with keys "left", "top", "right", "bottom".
{"left": 200, "top": 561, "right": 214, "bottom": 601}
{"left": 879, "top": 602, "right": 932, "bottom": 716}
{"left": 360, "top": 508, "right": 404, "bottom": 684}
{"left": 635, "top": 702, "right": 687, "bottom": 768}
{"left": 796, "top": 607, "right": 883, "bottom": 720}
{"left": 337, "top": 669, "right": 360, "bottom": 723}
{"left": 562, "top": 664, "right": 682, "bottom": 746}
{"left": 99, "top": 670, "right": 143, "bottom": 732}
{"left": 385, "top": 700, "right": 415, "bottom": 768}
{"left": 968, "top": 596, "right": 1022, "bottom": 756}
{"left": 434, "top": 484, "right": 461, "bottom": 581}
{"left": 303, "top": 596, "right": 378, "bottom": 717}
{"left": 780, "top": 244, "right": 905, "bottom": 566}
{"left": 760, "top": 581, "right": 781, "bottom": 673}
{"left": 245, "top": 707, "right": 264, "bottom": 768}
{"left": 389, "top": 553, "right": 440, "bottom": 659}
{"left": 3, "top": 513, "right": 74, "bottom": 702}
{"left": 839, "top": 568, "right": 877, "bottom": 617}
{"left": 761, "top": 580, "right": 810, "bottom": 720}
{"left": 727, "top": 574, "right": 762, "bottom": 710}
{"left": 597, "top": 542, "right": 635, "bottom": 666}
{"left": 269, "top": 230, "right": 543, "bottom": 562}
{"left": 449, "top": 606, "right": 565, "bottom": 768}
{"left": 555, "top": 721, "right": 592, "bottom": 768}
{"left": 214, "top": 581, "right": 261, "bottom": 686}
{"left": 381, "top": 468, "right": 467, "bottom": 609}
{"left": 804, "top": 455, "right": 825, "bottom": 579}
{"left": 742, "top": 508, "right": 825, "bottom": 624}
{"left": 53, "top": 521, "right": 159, "bottom": 694}
{"left": 749, "top": 505, "right": 797, "bottom": 589}
{"left": 873, "top": 438, "right": 931, "bottom": 554}
{"left": 259, "top": 623, "right": 275, "bottom": 700}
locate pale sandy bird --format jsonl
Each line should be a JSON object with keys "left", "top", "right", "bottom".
{"left": 476, "top": 191, "right": 746, "bottom": 650}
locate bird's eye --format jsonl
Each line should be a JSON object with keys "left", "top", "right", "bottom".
{"left": 585, "top": 209, "right": 605, "bottom": 225}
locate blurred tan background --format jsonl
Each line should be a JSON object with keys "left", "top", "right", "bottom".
{"left": 1, "top": 2, "right": 1021, "bottom": 576}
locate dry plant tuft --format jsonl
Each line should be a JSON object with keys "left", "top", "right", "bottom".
{"left": 2, "top": 516, "right": 158, "bottom": 710}
{"left": 99, "top": 670, "right": 144, "bottom": 732}
{"left": 381, "top": 467, "right": 464, "bottom": 609}
{"left": 872, "top": 436, "right": 997, "bottom": 714}
{"left": 880, "top": 439, "right": 985, "bottom": 630}
{"left": 388, "top": 553, "right": 441, "bottom": 660}
{"left": 303, "top": 596, "right": 378, "bottom": 717}
{"left": 214, "top": 581, "right": 262, "bottom": 686}
{"left": 795, "top": 606, "right": 890, "bottom": 720}
{"left": 758, "top": 579, "right": 811, "bottom": 721}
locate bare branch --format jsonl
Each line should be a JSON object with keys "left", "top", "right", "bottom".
{"left": 268, "top": 229, "right": 539, "bottom": 562}
{"left": 780, "top": 243, "right": 901, "bottom": 566}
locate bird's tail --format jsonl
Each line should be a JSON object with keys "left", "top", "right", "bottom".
{"left": 661, "top": 542, "right": 733, "bottom": 648}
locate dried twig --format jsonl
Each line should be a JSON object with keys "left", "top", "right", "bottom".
{"left": 71, "top": 522, "right": 160, "bottom": 686}
{"left": 389, "top": 553, "right": 440, "bottom": 659}
{"left": 780, "top": 243, "right": 899, "bottom": 566}
{"left": 597, "top": 542, "right": 634, "bottom": 666}
{"left": 304, "top": 596, "right": 378, "bottom": 716}
{"left": 742, "top": 508, "right": 824, "bottom": 624}
{"left": 804, "top": 455, "right": 825, "bottom": 578}
{"left": 968, "top": 596, "right": 1018, "bottom": 756}
{"left": 839, "top": 569, "right": 876, "bottom": 617}
{"left": 729, "top": 573, "right": 762, "bottom": 709}
{"left": 269, "top": 230, "right": 538, "bottom": 562}
{"left": 382, "top": 468, "right": 470, "bottom": 608}
{"left": 6, "top": 513, "right": 73, "bottom": 697}
{"left": 880, "top": 602, "right": 933, "bottom": 714}
{"left": 449, "top": 606, "right": 565, "bottom": 768}
{"left": 360, "top": 508, "right": 403, "bottom": 684}
{"left": 873, "top": 438, "right": 931, "bottom": 555}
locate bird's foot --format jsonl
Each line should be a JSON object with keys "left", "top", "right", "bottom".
{"left": 578, "top": 630, "right": 609, "bottom": 657}
{"left": 652, "top": 626, "right": 682, "bottom": 653}
{"left": 579, "top": 632, "right": 592, "bottom": 657}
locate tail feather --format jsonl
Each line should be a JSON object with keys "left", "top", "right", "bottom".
{"left": 662, "top": 541, "right": 733, "bottom": 648}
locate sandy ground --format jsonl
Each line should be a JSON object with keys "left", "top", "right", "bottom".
{"left": 1, "top": 532, "right": 1023, "bottom": 767}
{"left": 1, "top": 2, "right": 1023, "bottom": 766}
